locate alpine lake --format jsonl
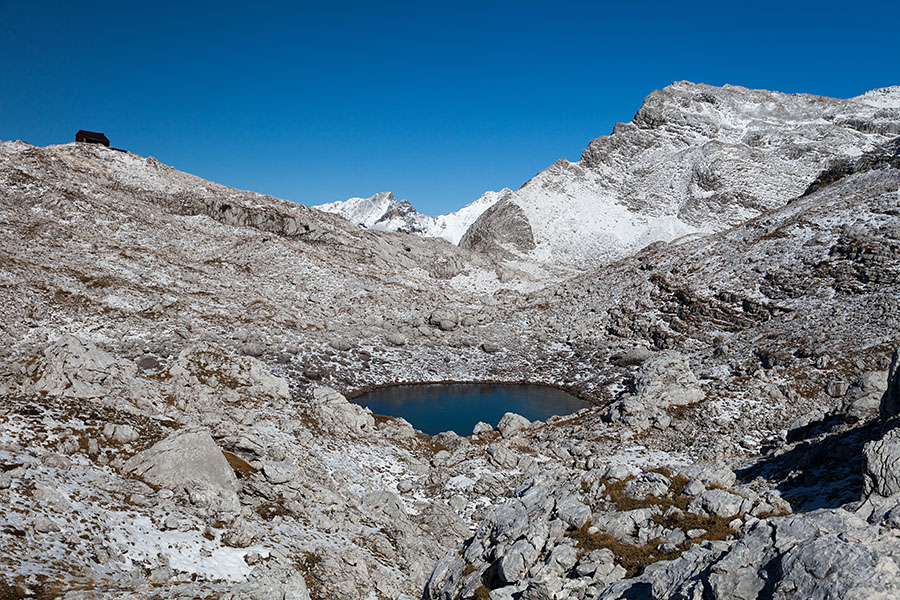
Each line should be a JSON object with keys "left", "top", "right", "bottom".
{"left": 351, "top": 383, "right": 592, "bottom": 436}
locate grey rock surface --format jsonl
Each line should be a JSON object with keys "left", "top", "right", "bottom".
{"left": 123, "top": 428, "right": 237, "bottom": 491}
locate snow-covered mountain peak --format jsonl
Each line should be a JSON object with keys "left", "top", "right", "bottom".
{"left": 314, "top": 82, "right": 899, "bottom": 267}
{"left": 314, "top": 191, "right": 419, "bottom": 231}
{"left": 462, "top": 82, "right": 900, "bottom": 267}
{"left": 313, "top": 189, "right": 504, "bottom": 244}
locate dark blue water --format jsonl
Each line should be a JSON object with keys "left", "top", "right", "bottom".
{"left": 352, "top": 383, "right": 591, "bottom": 436}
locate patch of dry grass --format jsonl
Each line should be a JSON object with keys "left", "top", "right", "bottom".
{"left": 566, "top": 522, "right": 683, "bottom": 577}
{"left": 222, "top": 450, "right": 257, "bottom": 479}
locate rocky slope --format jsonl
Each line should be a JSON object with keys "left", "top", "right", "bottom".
{"left": 0, "top": 112, "right": 899, "bottom": 599}
{"left": 314, "top": 189, "right": 505, "bottom": 244}
{"left": 425, "top": 138, "right": 900, "bottom": 600}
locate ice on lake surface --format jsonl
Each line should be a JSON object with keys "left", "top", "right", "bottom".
{"left": 352, "top": 383, "right": 591, "bottom": 436}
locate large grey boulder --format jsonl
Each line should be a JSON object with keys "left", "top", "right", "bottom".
{"left": 429, "top": 309, "right": 458, "bottom": 331}
{"left": 687, "top": 488, "right": 750, "bottom": 518}
{"left": 103, "top": 423, "right": 139, "bottom": 443}
{"left": 863, "top": 428, "right": 900, "bottom": 498}
{"left": 123, "top": 428, "right": 237, "bottom": 491}
{"left": 678, "top": 461, "right": 738, "bottom": 488}
{"left": 841, "top": 371, "right": 888, "bottom": 421}
{"left": 165, "top": 343, "right": 289, "bottom": 410}
{"left": 554, "top": 495, "right": 591, "bottom": 529}
{"left": 606, "top": 350, "right": 704, "bottom": 431}
{"left": 629, "top": 350, "right": 705, "bottom": 405}
{"left": 262, "top": 461, "right": 301, "bottom": 485}
{"left": 498, "top": 538, "right": 540, "bottom": 584}
{"left": 613, "top": 347, "right": 654, "bottom": 366}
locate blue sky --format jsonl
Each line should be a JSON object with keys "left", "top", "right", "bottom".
{"left": 2, "top": 1, "right": 898, "bottom": 215}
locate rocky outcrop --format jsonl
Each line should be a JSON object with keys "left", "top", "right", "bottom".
{"left": 600, "top": 509, "right": 900, "bottom": 600}
{"left": 605, "top": 351, "right": 704, "bottom": 432}
{"left": 863, "top": 350, "right": 900, "bottom": 498}
{"left": 164, "top": 343, "right": 290, "bottom": 411}
{"left": 425, "top": 462, "right": 782, "bottom": 600}
{"left": 459, "top": 198, "right": 536, "bottom": 256}
{"left": 841, "top": 371, "right": 888, "bottom": 422}
{"left": 31, "top": 335, "right": 141, "bottom": 399}
{"left": 308, "top": 387, "right": 376, "bottom": 437}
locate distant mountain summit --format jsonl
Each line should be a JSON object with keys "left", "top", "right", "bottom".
{"left": 317, "top": 82, "right": 900, "bottom": 268}
{"left": 314, "top": 191, "right": 425, "bottom": 233}
{"left": 313, "top": 189, "right": 506, "bottom": 244}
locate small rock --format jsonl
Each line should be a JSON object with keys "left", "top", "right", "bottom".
{"left": 262, "top": 461, "right": 300, "bottom": 485}
{"left": 682, "top": 478, "right": 706, "bottom": 497}
{"left": 472, "top": 421, "right": 493, "bottom": 435}
{"left": 136, "top": 355, "right": 160, "bottom": 370}
{"left": 687, "top": 528, "right": 707, "bottom": 538}
{"left": 240, "top": 342, "right": 265, "bottom": 357}
{"left": 149, "top": 565, "right": 173, "bottom": 584}
{"left": 481, "top": 342, "right": 501, "bottom": 353}
{"left": 386, "top": 333, "right": 407, "bottom": 347}
{"left": 688, "top": 489, "right": 748, "bottom": 518}
{"left": 613, "top": 347, "right": 654, "bottom": 366}
{"left": 624, "top": 472, "right": 670, "bottom": 499}
{"left": 328, "top": 339, "right": 354, "bottom": 352}
{"left": 826, "top": 380, "right": 849, "bottom": 398}
{"left": 103, "top": 423, "right": 139, "bottom": 444}
{"left": 43, "top": 454, "right": 71, "bottom": 469}
{"left": 429, "top": 310, "right": 458, "bottom": 330}
{"left": 33, "top": 517, "right": 60, "bottom": 533}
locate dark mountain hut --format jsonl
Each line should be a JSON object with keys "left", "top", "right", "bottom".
{"left": 75, "top": 130, "right": 110, "bottom": 146}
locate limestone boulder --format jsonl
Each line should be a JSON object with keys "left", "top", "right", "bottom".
{"left": 864, "top": 428, "right": 900, "bottom": 498}
{"left": 123, "top": 428, "right": 237, "bottom": 492}
{"left": 309, "top": 387, "right": 375, "bottom": 437}
{"left": 841, "top": 371, "right": 888, "bottom": 421}
{"left": 629, "top": 350, "right": 705, "bottom": 406}
{"left": 165, "top": 343, "right": 289, "bottom": 409}
{"left": 498, "top": 412, "right": 531, "bottom": 438}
